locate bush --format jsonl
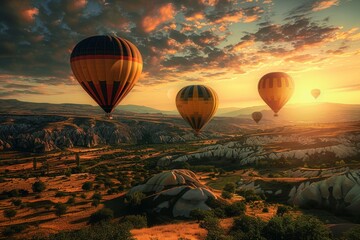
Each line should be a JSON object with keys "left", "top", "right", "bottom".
{"left": 67, "top": 196, "right": 75, "bottom": 205}
{"left": 32, "top": 181, "right": 46, "bottom": 193}
{"left": 122, "top": 215, "right": 147, "bottom": 229}
{"left": 221, "top": 191, "right": 233, "bottom": 199}
{"left": 231, "top": 215, "right": 265, "bottom": 239}
{"left": 11, "top": 199, "right": 22, "bottom": 207}
{"left": 2, "top": 224, "right": 28, "bottom": 236}
{"left": 126, "top": 192, "right": 145, "bottom": 207}
{"left": 32, "top": 222, "right": 132, "bottom": 240}
{"left": 91, "top": 192, "right": 102, "bottom": 201}
{"left": 92, "top": 199, "right": 100, "bottom": 207}
{"left": 89, "top": 208, "right": 114, "bottom": 224}
{"left": 55, "top": 191, "right": 68, "bottom": 197}
{"left": 236, "top": 189, "right": 263, "bottom": 202}
{"left": 343, "top": 225, "right": 360, "bottom": 240}
{"left": 225, "top": 202, "right": 246, "bottom": 217}
{"left": 54, "top": 203, "right": 67, "bottom": 217}
{"left": 276, "top": 205, "right": 290, "bottom": 216}
{"left": 262, "top": 207, "right": 269, "bottom": 213}
{"left": 223, "top": 183, "right": 236, "bottom": 193}
{"left": 82, "top": 181, "right": 93, "bottom": 191}
{"left": 190, "top": 209, "right": 214, "bottom": 222}
{"left": 3, "top": 209, "right": 17, "bottom": 220}
{"left": 200, "top": 215, "right": 221, "bottom": 230}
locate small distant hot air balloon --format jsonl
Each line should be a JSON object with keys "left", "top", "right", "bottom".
{"left": 252, "top": 112, "right": 263, "bottom": 124}
{"left": 70, "top": 35, "right": 143, "bottom": 118}
{"left": 311, "top": 89, "right": 321, "bottom": 99}
{"left": 258, "top": 72, "right": 294, "bottom": 117}
{"left": 176, "top": 85, "right": 218, "bottom": 134}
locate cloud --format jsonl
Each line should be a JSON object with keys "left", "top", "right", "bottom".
{"left": 141, "top": 3, "right": 175, "bottom": 32}
{"left": 289, "top": 0, "right": 339, "bottom": 15}
{"left": 328, "top": 84, "right": 360, "bottom": 92}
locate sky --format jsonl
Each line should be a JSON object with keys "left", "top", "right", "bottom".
{"left": 0, "top": 0, "right": 359, "bottom": 110}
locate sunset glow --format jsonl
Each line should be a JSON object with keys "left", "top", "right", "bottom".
{"left": 0, "top": 0, "right": 359, "bottom": 110}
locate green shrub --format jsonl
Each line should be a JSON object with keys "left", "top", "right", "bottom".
{"left": 3, "top": 209, "right": 17, "bottom": 220}
{"left": 225, "top": 202, "right": 246, "bottom": 217}
{"left": 54, "top": 203, "right": 67, "bottom": 217}
{"left": 32, "top": 181, "right": 46, "bottom": 193}
{"left": 2, "top": 224, "right": 28, "bottom": 236}
{"left": 262, "top": 207, "right": 269, "bottom": 213}
{"left": 223, "top": 183, "right": 236, "bottom": 193}
{"left": 126, "top": 192, "right": 145, "bottom": 207}
{"left": 190, "top": 209, "right": 214, "bottom": 222}
{"left": 82, "top": 181, "right": 93, "bottom": 191}
{"left": 276, "top": 205, "right": 290, "bottom": 216}
{"left": 122, "top": 215, "right": 147, "bottom": 229}
{"left": 221, "top": 190, "right": 233, "bottom": 199}
{"left": 89, "top": 208, "right": 114, "bottom": 224}
{"left": 31, "top": 222, "right": 132, "bottom": 240}
{"left": 11, "top": 199, "right": 22, "bottom": 207}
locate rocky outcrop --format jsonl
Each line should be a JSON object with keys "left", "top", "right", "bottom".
{"left": 158, "top": 133, "right": 360, "bottom": 166}
{"left": 127, "top": 169, "right": 217, "bottom": 218}
{"left": 288, "top": 170, "right": 360, "bottom": 215}
{"left": 0, "top": 115, "right": 208, "bottom": 152}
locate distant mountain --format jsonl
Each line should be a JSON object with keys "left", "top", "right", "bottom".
{"left": 235, "top": 102, "right": 360, "bottom": 123}
{"left": 0, "top": 99, "right": 176, "bottom": 116}
{"left": 0, "top": 99, "right": 359, "bottom": 123}
{"left": 218, "top": 105, "right": 268, "bottom": 117}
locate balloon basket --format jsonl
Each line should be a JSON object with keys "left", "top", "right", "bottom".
{"left": 105, "top": 113, "right": 113, "bottom": 120}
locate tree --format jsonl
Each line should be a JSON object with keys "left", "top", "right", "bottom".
{"left": 225, "top": 202, "right": 246, "bottom": 217}
{"left": 32, "top": 181, "right": 46, "bottom": 193}
{"left": 54, "top": 203, "right": 67, "bottom": 217}
{"left": 89, "top": 208, "right": 114, "bottom": 224}
{"left": 82, "top": 181, "right": 93, "bottom": 191}
{"left": 75, "top": 153, "right": 80, "bottom": 167}
{"left": 276, "top": 205, "right": 290, "bottom": 216}
{"left": 4, "top": 209, "right": 17, "bottom": 220}
{"left": 293, "top": 215, "right": 331, "bottom": 240}
{"left": 230, "top": 215, "right": 265, "bottom": 239}
{"left": 221, "top": 190, "right": 233, "bottom": 199}
{"left": 33, "top": 158, "right": 37, "bottom": 171}
{"left": 223, "top": 183, "right": 236, "bottom": 193}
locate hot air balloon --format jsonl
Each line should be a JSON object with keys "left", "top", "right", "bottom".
{"left": 311, "top": 89, "right": 321, "bottom": 99}
{"left": 258, "top": 72, "right": 294, "bottom": 117}
{"left": 252, "top": 112, "right": 263, "bottom": 124}
{"left": 176, "top": 85, "right": 218, "bottom": 134}
{"left": 70, "top": 35, "right": 142, "bottom": 118}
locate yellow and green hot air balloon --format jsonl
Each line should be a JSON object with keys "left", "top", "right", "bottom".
{"left": 70, "top": 35, "right": 142, "bottom": 118}
{"left": 258, "top": 72, "right": 294, "bottom": 117}
{"left": 176, "top": 85, "right": 218, "bottom": 134}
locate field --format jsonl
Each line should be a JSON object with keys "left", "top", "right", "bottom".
{"left": 0, "top": 113, "right": 359, "bottom": 239}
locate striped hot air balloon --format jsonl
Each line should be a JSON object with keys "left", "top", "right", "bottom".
{"left": 176, "top": 85, "right": 218, "bottom": 134}
{"left": 258, "top": 72, "right": 294, "bottom": 117}
{"left": 70, "top": 35, "right": 142, "bottom": 118}
{"left": 252, "top": 111, "right": 263, "bottom": 124}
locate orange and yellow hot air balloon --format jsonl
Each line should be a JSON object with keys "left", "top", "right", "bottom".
{"left": 70, "top": 35, "right": 142, "bottom": 118}
{"left": 258, "top": 72, "right": 294, "bottom": 117}
{"left": 176, "top": 85, "right": 218, "bottom": 134}
{"left": 311, "top": 89, "right": 321, "bottom": 99}
{"left": 252, "top": 112, "right": 263, "bottom": 124}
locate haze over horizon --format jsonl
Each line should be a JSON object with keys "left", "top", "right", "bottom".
{"left": 0, "top": 0, "right": 359, "bottom": 110}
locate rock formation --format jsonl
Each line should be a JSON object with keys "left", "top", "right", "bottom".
{"left": 127, "top": 169, "right": 217, "bottom": 218}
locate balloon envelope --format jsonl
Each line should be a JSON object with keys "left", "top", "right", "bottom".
{"left": 70, "top": 35, "right": 142, "bottom": 114}
{"left": 258, "top": 72, "right": 294, "bottom": 116}
{"left": 311, "top": 89, "right": 321, "bottom": 99}
{"left": 176, "top": 85, "right": 218, "bottom": 133}
{"left": 252, "top": 112, "right": 263, "bottom": 124}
